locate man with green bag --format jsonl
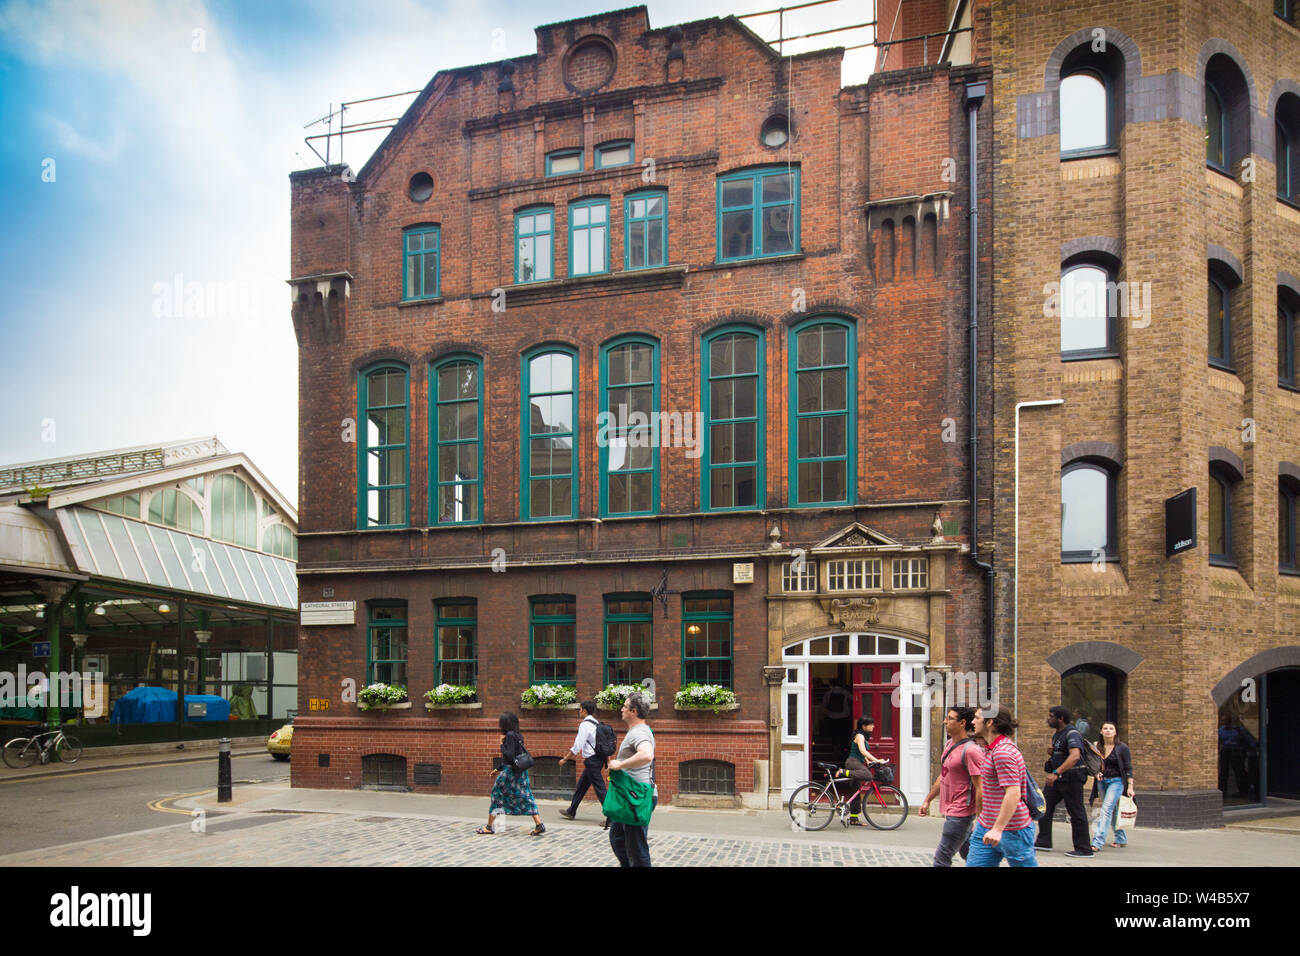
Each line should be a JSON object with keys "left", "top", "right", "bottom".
{"left": 604, "top": 692, "right": 656, "bottom": 867}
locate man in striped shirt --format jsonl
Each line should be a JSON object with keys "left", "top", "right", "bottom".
{"left": 965, "top": 704, "right": 1038, "bottom": 867}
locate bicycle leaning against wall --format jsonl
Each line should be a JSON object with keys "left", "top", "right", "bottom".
{"left": 2, "top": 725, "right": 83, "bottom": 769}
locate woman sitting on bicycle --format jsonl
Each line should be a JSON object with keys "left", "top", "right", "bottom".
{"left": 845, "top": 715, "right": 887, "bottom": 825}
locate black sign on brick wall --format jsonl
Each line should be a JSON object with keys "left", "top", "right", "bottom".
{"left": 1166, "top": 488, "right": 1197, "bottom": 558}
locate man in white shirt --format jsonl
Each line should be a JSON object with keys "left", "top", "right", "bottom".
{"left": 558, "top": 699, "right": 607, "bottom": 820}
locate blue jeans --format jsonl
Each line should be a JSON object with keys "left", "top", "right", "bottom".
{"left": 1092, "top": 777, "right": 1128, "bottom": 848}
{"left": 965, "top": 821, "right": 1039, "bottom": 867}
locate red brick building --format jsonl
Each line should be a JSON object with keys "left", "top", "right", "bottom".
{"left": 288, "top": 3, "right": 993, "bottom": 808}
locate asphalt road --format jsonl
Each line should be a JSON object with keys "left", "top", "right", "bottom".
{"left": 0, "top": 754, "right": 291, "bottom": 856}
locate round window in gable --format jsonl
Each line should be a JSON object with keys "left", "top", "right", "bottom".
{"left": 761, "top": 116, "right": 790, "bottom": 148}
{"left": 408, "top": 172, "right": 434, "bottom": 202}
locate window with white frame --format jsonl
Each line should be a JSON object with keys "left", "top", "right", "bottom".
{"left": 781, "top": 559, "right": 817, "bottom": 592}
{"left": 891, "top": 558, "right": 929, "bottom": 590}
{"left": 826, "top": 558, "right": 881, "bottom": 591}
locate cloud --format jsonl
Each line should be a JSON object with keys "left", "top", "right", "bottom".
{"left": 40, "top": 113, "right": 127, "bottom": 162}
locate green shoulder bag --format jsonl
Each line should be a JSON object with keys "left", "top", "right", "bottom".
{"left": 602, "top": 768, "right": 654, "bottom": 826}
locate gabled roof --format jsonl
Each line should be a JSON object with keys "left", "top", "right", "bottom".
{"left": 0, "top": 437, "right": 228, "bottom": 494}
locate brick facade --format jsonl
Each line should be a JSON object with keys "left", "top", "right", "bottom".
{"left": 989, "top": 0, "right": 1300, "bottom": 826}
{"left": 289, "top": 4, "right": 991, "bottom": 805}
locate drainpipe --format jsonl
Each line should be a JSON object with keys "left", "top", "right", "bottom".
{"left": 962, "top": 82, "right": 993, "bottom": 684}
{"left": 1014, "top": 399, "right": 1063, "bottom": 719}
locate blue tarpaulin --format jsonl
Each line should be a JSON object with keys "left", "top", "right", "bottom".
{"left": 109, "top": 687, "right": 231, "bottom": 724}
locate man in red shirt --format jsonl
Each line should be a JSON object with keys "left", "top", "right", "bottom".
{"left": 965, "top": 704, "right": 1038, "bottom": 867}
{"left": 919, "top": 705, "right": 984, "bottom": 866}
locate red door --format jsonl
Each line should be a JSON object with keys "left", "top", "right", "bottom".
{"left": 853, "top": 663, "right": 900, "bottom": 769}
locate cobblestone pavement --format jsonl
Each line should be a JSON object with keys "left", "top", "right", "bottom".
{"left": 0, "top": 810, "right": 939, "bottom": 867}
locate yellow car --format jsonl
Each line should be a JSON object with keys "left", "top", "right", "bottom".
{"left": 266, "top": 723, "right": 293, "bottom": 760}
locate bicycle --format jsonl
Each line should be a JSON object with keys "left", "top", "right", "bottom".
{"left": 2, "top": 726, "right": 83, "bottom": 769}
{"left": 787, "top": 760, "right": 909, "bottom": 831}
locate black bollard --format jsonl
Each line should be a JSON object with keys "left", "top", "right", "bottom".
{"left": 217, "top": 737, "right": 232, "bottom": 803}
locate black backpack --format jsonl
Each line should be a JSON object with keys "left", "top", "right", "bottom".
{"left": 589, "top": 717, "right": 618, "bottom": 761}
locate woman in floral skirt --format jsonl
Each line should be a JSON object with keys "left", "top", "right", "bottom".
{"left": 477, "top": 711, "right": 546, "bottom": 836}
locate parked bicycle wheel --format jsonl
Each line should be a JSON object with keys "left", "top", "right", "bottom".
{"left": 861, "top": 784, "right": 908, "bottom": 830}
{"left": 2, "top": 738, "right": 36, "bottom": 769}
{"left": 55, "top": 734, "right": 83, "bottom": 764}
{"left": 787, "top": 782, "right": 836, "bottom": 831}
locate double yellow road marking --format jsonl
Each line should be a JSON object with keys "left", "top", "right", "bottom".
{"left": 148, "top": 788, "right": 213, "bottom": 815}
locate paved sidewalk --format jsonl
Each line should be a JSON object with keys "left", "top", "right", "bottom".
{"left": 0, "top": 780, "right": 1295, "bottom": 867}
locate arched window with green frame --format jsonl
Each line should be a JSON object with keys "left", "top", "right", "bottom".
{"left": 599, "top": 335, "right": 659, "bottom": 517}
{"left": 702, "top": 324, "right": 764, "bottom": 510}
{"left": 431, "top": 354, "right": 483, "bottom": 524}
{"left": 789, "top": 317, "right": 855, "bottom": 507}
{"left": 358, "top": 362, "right": 410, "bottom": 529}
{"left": 521, "top": 346, "right": 578, "bottom": 520}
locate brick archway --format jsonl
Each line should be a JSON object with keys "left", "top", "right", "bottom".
{"left": 1045, "top": 640, "right": 1143, "bottom": 675}
{"left": 1211, "top": 647, "right": 1300, "bottom": 707}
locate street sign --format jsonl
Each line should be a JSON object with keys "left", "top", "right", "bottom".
{"left": 300, "top": 600, "right": 356, "bottom": 625}
{"left": 1166, "top": 488, "right": 1197, "bottom": 557}
{"left": 32, "top": 642, "right": 50, "bottom": 658}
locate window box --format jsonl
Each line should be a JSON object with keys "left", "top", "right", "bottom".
{"left": 360, "top": 700, "right": 411, "bottom": 712}
{"left": 521, "top": 701, "right": 581, "bottom": 711}
{"left": 594, "top": 682, "right": 657, "bottom": 712}
{"left": 425, "top": 701, "right": 483, "bottom": 711}
{"left": 674, "top": 702, "right": 740, "bottom": 713}
{"left": 520, "top": 682, "right": 578, "bottom": 709}
{"left": 424, "top": 682, "right": 477, "bottom": 707}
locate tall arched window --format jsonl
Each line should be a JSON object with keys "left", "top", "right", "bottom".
{"left": 600, "top": 336, "right": 659, "bottom": 516}
{"left": 1204, "top": 53, "right": 1252, "bottom": 174}
{"left": 790, "top": 318, "right": 855, "bottom": 506}
{"left": 1061, "top": 262, "right": 1117, "bottom": 358}
{"left": 1208, "top": 273, "right": 1233, "bottom": 369}
{"left": 1280, "top": 477, "right": 1299, "bottom": 572}
{"left": 522, "top": 347, "right": 577, "bottom": 520}
{"left": 1210, "top": 463, "right": 1239, "bottom": 566}
{"left": 703, "top": 326, "right": 764, "bottom": 510}
{"left": 358, "top": 363, "right": 409, "bottom": 529}
{"left": 1057, "top": 40, "right": 1125, "bottom": 157}
{"left": 211, "top": 474, "right": 257, "bottom": 547}
{"left": 1062, "top": 460, "right": 1118, "bottom": 561}
{"left": 1280, "top": 295, "right": 1298, "bottom": 388}
{"left": 1278, "top": 92, "right": 1300, "bottom": 204}
{"left": 431, "top": 355, "right": 482, "bottom": 524}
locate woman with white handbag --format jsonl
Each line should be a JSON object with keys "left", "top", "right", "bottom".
{"left": 1089, "top": 721, "right": 1134, "bottom": 850}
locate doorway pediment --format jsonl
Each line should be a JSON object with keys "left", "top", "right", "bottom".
{"left": 810, "top": 522, "right": 899, "bottom": 553}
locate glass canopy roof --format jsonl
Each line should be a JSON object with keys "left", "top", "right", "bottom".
{"left": 57, "top": 506, "right": 296, "bottom": 611}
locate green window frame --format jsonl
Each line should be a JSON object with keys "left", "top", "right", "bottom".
{"left": 1206, "top": 81, "right": 1228, "bottom": 172}
{"left": 716, "top": 166, "right": 800, "bottom": 262}
{"left": 358, "top": 363, "right": 410, "bottom": 529}
{"left": 515, "top": 206, "right": 554, "bottom": 283}
{"left": 595, "top": 140, "right": 634, "bottom": 169}
{"left": 530, "top": 595, "right": 576, "bottom": 684}
{"left": 789, "top": 318, "right": 855, "bottom": 507}
{"left": 431, "top": 354, "right": 483, "bottom": 524}
{"left": 625, "top": 190, "right": 667, "bottom": 270}
{"left": 681, "top": 592, "right": 733, "bottom": 688}
{"left": 604, "top": 594, "right": 653, "bottom": 686}
{"left": 599, "top": 336, "right": 659, "bottom": 517}
{"left": 702, "top": 325, "right": 764, "bottom": 510}
{"left": 545, "top": 149, "right": 583, "bottom": 177}
{"left": 568, "top": 197, "right": 610, "bottom": 277}
{"left": 367, "top": 602, "right": 408, "bottom": 686}
{"left": 435, "top": 599, "right": 477, "bottom": 686}
{"left": 402, "top": 225, "right": 440, "bottom": 300}
{"left": 521, "top": 347, "right": 578, "bottom": 520}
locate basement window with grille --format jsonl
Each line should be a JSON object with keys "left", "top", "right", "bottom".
{"left": 679, "top": 759, "right": 736, "bottom": 795}
{"left": 360, "top": 753, "right": 409, "bottom": 791}
{"left": 527, "top": 757, "right": 575, "bottom": 799}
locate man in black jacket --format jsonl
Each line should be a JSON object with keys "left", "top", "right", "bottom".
{"left": 1035, "top": 706, "right": 1094, "bottom": 857}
